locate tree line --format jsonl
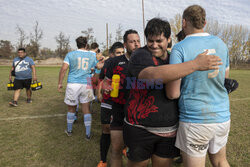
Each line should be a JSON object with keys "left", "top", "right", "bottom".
{"left": 0, "top": 17, "right": 249, "bottom": 67}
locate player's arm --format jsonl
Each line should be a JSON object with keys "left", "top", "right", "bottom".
{"left": 96, "top": 80, "right": 104, "bottom": 102}
{"left": 166, "top": 79, "right": 181, "bottom": 99}
{"left": 58, "top": 63, "right": 69, "bottom": 92}
{"left": 31, "top": 65, "right": 37, "bottom": 81}
{"left": 139, "top": 50, "right": 222, "bottom": 83}
{"left": 102, "top": 59, "right": 115, "bottom": 94}
{"left": 9, "top": 66, "right": 14, "bottom": 81}
{"left": 92, "top": 56, "right": 105, "bottom": 87}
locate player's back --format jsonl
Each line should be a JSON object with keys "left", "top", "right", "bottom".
{"left": 171, "top": 33, "right": 230, "bottom": 123}
{"left": 64, "top": 49, "right": 97, "bottom": 84}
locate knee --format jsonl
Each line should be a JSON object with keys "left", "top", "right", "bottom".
{"left": 102, "top": 125, "right": 110, "bottom": 134}
{"left": 111, "top": 143, "right": 123, "bottom": 154}
{"left": 210, "top": 158, "right": 229, "bottom": 167}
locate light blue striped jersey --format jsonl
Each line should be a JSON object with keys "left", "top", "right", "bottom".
{"left": 170, "top": 33, "right": 230, "bottom": 124}
{"left": 64, "top": 49, "right": 98, "bottom": 84}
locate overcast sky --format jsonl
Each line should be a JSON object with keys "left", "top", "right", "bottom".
{"left": 0, "top": 0, "right": 249, "bottom": 50}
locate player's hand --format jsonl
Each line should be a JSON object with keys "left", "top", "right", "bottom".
{"left": 97, "top": 94, "right": 103, "bottom": 102}
{"left": 96, "top": 53, "right": 103, "bottom": 61}
{"left": 33, "top": 76, "right": 37, "bottom": 81}
{"left": 9, "top": 76, "right": 12, "bottom": 82}
{"left": 96, "top": 56, "right": 105, "bottom": 70}
{"left": 57, "top": 84, "right": 63, "bottom": 92}
{"left": 102, "top": 79, "right": 112, "bottom": 94}
{"left": 194, "top": 50, "right": 223, "bottom": 71}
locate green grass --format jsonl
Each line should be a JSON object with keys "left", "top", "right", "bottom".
{"left": 0, "top": 66, "right": 249, "bottom": 167}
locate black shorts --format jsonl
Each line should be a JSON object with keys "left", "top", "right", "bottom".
{"left": 14, "top": 79, "right": 32, "bottom": 90}
{"left": 101, "top": 107, "right": 112, "bottom": 124}
{"left": 123, "top": 123, "right": 180, "bottom": 162}
{"left": 110, "top": 104, "right": 125, "bottom": 130}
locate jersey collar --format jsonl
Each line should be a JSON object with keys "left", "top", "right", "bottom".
{"left": 77, "top": 49, "right": 88, "bottom": 52}
{"left": 186, "top": 32, "right": 210, "bottom": 38}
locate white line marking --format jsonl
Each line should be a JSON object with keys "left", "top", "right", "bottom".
{"left": 230, "top": 97, "right": 250, "bottom": 102}
{"left": 0, "top": 113, "right": 66, "bottom": 121}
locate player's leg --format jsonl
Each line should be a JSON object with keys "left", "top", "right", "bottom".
{"left": 175, "top": 122, "right": 214, "bottom": 167}
{"left": 110, "top": 130, "right": 123, "bottom": 167}
{"left": 123, "top": 123, "right": 155, "bottom": 167}
{"left": 13, "top": 89, "right": 21, "bottom": 103}
{"left": 208, "top": 146, "right": 230, "bottom": 167}
{"left": 110, "top": 104, "right": 125, "bottom": 167}
{"left": 25, "top": 79, "right": 32, "bottom": 103}
{"left": 65, "top": 105, "right": 77, "bottom": 136}
{"left": 151, "top": 155, "right": 172, "bottom": 167}
{"left": 80, "top": 84, "right": 95, "bottom": 140}
{"left": 81, "top": 102, "right": 92, "bottom": 139}
{"left": 208, "top": 120, "right": 231, "bottom": 167}
{"left": 181, "top": 151, "right": 206, "bottom": 167}
{"left": 9, "top": 79, "right": 22, "bottom": 106}
{"left": 97, "top": 106, "right": 112, "bottom": 167}
{"left": 152, "top": 134, "right": 179, "bottom": 167}
{"left": 64, "top": 83, "right": 79, "bottom": 136}
{"left": 74, "top": 102, "right": 79, "bottom": 122}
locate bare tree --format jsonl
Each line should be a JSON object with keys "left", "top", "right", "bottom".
{"left": 0, "top": 40, "right": 14, "bottom": 59}
{"left": 204, "top": 18, "right": 221, "bottom": 36}
{"left": 227, "top": 25, "right": 249, "bottom": 67}
{"left": 170, "top": 14, "right": 182, "bottom": 44}
{"left": 40, "top": 47, "right": 55, "bottom": 59}
{"left": 27, "top": 21, "right": 43, "bottom": 59}
{"left": 16, "top": 25, "right": 27, "bottom": 49}
{"left": 81, "top": 28, "right": 96, "bottom": 43}
{"left": 115, "top": 24, "right": 123, "bottom": 42}
{"left": 55, "top": 32, "right": 70, "bottom": 58}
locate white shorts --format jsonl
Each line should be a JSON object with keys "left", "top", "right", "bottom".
{"left": 175, "top": 120, "right": 230, "bottom": 157}
{"left": 64, "top": 83, "right": 95, "bottom": 106}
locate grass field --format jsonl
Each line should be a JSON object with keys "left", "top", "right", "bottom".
{"left": 0, "top": 66, "right": 249, "bottom": 167}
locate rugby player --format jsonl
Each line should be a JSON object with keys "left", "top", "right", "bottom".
{"left": 57, "top": 36, "right": 104, "bottom": 140}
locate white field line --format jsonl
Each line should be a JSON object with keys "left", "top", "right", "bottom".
{"left": 0, "top": 113, "right": 66, "bottom": 121}
{"left": 230, "top": 97, "right": 250, "bottom": 102}
{"left": 0, "top": 98, "right": 249, "bottom": 121}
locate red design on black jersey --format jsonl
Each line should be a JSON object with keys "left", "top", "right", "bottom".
{"left": 104, "top": 68, "right": 107, "bottom": 75}
{"left": 127, "top": 87, "right": 159, "bottom": 124}
{"left": 152, "top": 56, "right": 159, "bottom": 65}
{"left": 113, "top": 66, "right": 126, "bottom": 90}
{"left": 112, "top": 92, "right": 126, "bottom": 104}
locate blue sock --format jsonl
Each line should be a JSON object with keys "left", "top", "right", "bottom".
{"left": 67, "top": 112, "right": 75, "bottom": 132}
{"left": 84, "top": 114, "right": 92, "bottom": 136}
{"left": 74, "top": 104, "right": 79, "bottom": 121}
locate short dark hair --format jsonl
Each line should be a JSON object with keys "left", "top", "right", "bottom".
{"left": 97, "top": 49, "right": 100, "bottom": 54}
{"left": 167, "top": 39, "right": 172, "bottom": 48}
{"left": 18, "top": 48, "right": 26, "bottom": 52}
{"left": 90, "top": 42, "right": 99, "bottom": 50}
{"left": 176, "top": 30, "right": 186, "bottom": 42}
{"left": 183, "top": 5, "right": 206, "bottom": 29}
{"left": 109, "top": 42, "right": 124, "bottom": 54}
{"left": 123, "top": 29, "right": 138, "bottom": 43}
{"left": 76, "top": 36, "right": 88, "bottom": 49}
{"left": 145, "top": 18, "right": 171, "bottom": 39}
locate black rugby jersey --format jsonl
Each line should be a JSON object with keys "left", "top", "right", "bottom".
{"left": 124, "top": 46, "right": 179, "bottom": 127}
{"left": 106, "top": 54, "right": 129, "bottom": 105}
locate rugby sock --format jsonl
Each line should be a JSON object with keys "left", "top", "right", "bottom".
{"left": 74, "top": 104, "right": 79, "bottom": 121}
{"left": 67, "top": 112, "right": 75, "bottom": 132}
{"left": 84, "top": 114, "right": 92, "bottom": 136}
{"left": 100, "top": 133, "right": 111, "bottom": 162}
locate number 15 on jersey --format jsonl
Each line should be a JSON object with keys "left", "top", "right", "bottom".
{"left": 78, "top": 57, "right": 89, "bottom": 70}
